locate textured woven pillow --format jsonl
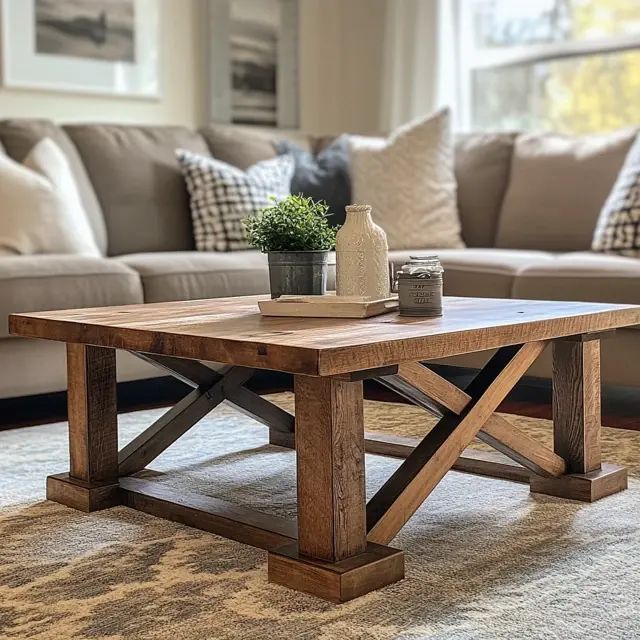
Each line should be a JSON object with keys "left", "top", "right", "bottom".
{"left": 592, "top": 135, "right": 640, "bottom": 256}
{"left": 177, "top": 150, "right": 294, "bottom": 252}
{"left": 349, "top": 108, "right": 464, "bottom": 250}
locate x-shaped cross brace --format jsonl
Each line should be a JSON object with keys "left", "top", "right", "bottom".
{"left": 377, "top": 360, "right": 567, "bottom": 478}
{"left": 366, "top": 342, "right": 551, "bottom": 543}
{"left": 119, "top": 352, "right": 295, "bottom": 476}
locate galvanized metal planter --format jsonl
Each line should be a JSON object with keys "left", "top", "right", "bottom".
{"left": 267, "top": 251, "right": 329, "bottom": 299}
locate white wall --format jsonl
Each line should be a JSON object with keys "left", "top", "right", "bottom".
{"left": 298, "top": 0, "right": 387, "bottom": 134}
{"left": 0, "top": 0, "right": 208, "bottom": 127}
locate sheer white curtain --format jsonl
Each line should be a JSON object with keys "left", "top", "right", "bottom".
{"left": 379, "top": 0, "right": 459, "bottom": 131}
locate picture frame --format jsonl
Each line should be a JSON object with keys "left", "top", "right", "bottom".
{"left": 1, "top": 0, "right": 160, "bottom": 99}
{"left": 208, "top": 0, "right": 299, "bottom": 128}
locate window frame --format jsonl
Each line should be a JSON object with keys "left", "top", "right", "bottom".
{"left": 456, "top": 0, "right": 640, "bottom": 131}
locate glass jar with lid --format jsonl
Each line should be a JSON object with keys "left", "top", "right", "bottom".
{"left": 393, "top": 256, "right": 444, "bottom": 317}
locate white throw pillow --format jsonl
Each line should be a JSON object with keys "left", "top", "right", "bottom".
{"left": 177, "top": 149, "right": 294, "bottom": 252}
{"left": 349, "top": 108, "right": 464, "bottom": 250}
{"left": 0, "top": 138, "right": 100, "bottom": 256}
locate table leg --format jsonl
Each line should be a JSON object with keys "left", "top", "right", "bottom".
{"left": 268, "top": 375, "right": 404, "bottom": 602}
{"left": 47, "top": 344, "right": 121, "bottom": 512}
{"left": 530, "top": 337, "right": 627, "bottom": 501}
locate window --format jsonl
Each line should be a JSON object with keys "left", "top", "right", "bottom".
{"left": 457, "top": 0, "right": 640, "bottom": 133}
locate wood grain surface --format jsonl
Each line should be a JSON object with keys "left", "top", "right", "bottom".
{"left": 46, "top": 473, "right": 121, "bottom": 512}
{"left": 367, "top": 342, "right": 547, "bottom": 544}
{"left": 396, "top": 362, "right": 566, "bottom": 477}
{"left": 9, "top": 296, "right": 640, "bottom": 375}
{"left": 552, "top": 340, "right": 602, "bottom": 474}
{"left": 362, "top": 432, "right": 532, "bottom": 483}
{"left": 67, "top": 344, "right": 118, "bottom": 484}
{"left": 529, "top": 463, "right": 627, "bottom": 502}
{"left": 120, "top": 477, "right": 297, "bottom": 551}
{"left": 295, "top": 375, "right": 366, "bottom": 562}
{"left": 268, "top": 541, "right": 404, "bottom": 603}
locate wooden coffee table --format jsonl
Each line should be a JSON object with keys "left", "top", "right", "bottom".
{"left": 10, "top": 295, "right": 640, "bottom": 602}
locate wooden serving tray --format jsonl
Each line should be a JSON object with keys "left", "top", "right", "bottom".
{"left": 259, "top": 295, "right": 399, "bottom": 318}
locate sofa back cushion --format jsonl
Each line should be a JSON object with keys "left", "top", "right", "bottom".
{"left": 495, "top": 128, "right": 637, "bottom": 252}
{"left": 199, "top": 127, "right": 516, "bottom": 248}
{"left": 0, "top": 119, "right": 107, "bottom": 254}
{"left": 64, "top": 124, "right": 211, "bottom": 256}
{"left": 200, "top": 123, "right": 314, "bottom": 170}
{"left": 454, "top": 132, "right": 516, "bottom": 247}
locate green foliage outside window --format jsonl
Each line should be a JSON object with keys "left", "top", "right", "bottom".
{"left": 470, "top": 0, "right": 640, "bottom": 133}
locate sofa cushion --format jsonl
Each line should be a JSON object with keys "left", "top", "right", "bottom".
{"left": 389, "top": 248, "right": 554, "bottom": 298}
{"left": 200, "top": 123, "right": 314, "bottom": 170}
{"left": 496, "top": 128, "right": 637, "bottom": 252}
{"left": 454, "top": 132, "right": 516, "bottom": 247}
{"left": 115, "top": 251, "right": 271, "bottom": 302}
{"left": 64, "top": 125, "right": 211, "bottom": 256}
{"left": 513, "top": 252, "right": 640, "bottom": 315}
{"left": 0, "top": 119, "right": 107, "bottom": 254}
{"left": 117, "top": 251, "right": 336, "bottom": 303}
{"left": 0, "top": 255, "right": 143, "bottom": 338}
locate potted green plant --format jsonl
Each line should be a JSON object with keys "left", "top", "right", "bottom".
{"left": 244, "top": 195, "right": 337, "bottom": 298}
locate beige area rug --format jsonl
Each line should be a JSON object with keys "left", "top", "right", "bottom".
{"left": 2, "top": 393, "right": 640, "bottom": 640}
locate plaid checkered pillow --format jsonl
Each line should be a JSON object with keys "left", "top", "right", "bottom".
{"left": 177, "top": 149, "right": 294, "bottom": 251}
{"left": 592, "top": 135, "right": 640, "bottom": 257}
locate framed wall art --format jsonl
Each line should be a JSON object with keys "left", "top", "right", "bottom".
{"left": 1, "top": 0, "right": 159, "bottom": 98}
{"left": 208, "top": 0, "right": 299, "bottom": 128}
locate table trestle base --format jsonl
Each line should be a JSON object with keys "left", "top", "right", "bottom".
{"left": 45, "top": 331, "right": 628, "bottom": 603}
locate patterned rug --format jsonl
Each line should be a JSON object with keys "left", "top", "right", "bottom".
{"left": 2, "top": 393, "right": 640, "bottom": 640}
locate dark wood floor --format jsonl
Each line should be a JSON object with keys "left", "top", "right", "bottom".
{"left": 1, "top": 366, "right": 638, "bottom": 431}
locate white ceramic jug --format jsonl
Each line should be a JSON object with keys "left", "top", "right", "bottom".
{"left": 335, "top": 204, "right": 390, "bottom": 298}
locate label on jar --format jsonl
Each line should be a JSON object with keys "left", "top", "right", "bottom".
{"left": 398, "top": 277, "right": 443, "bottom": 316}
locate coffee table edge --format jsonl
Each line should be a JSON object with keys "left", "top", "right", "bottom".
{"left": 8, "top": 313, "right": 324, "bottom": 376}
{"left": 316, "top": 306, "right": 640, "bottom": 376}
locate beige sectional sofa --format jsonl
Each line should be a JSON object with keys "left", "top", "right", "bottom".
{"left": 1, "top": 119, "right": 640, "bottom": 400}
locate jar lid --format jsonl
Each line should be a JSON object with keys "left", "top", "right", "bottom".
{"left": 396, "top": 255, "right": 443, "bottom": 278}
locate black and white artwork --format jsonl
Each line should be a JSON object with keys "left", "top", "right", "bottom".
{"left": 230, "top": 0, "right": 277, "bottom": 125}
{"left": 1, "top": 0, "right": 158, "bottom": 97}
{"left": 209, "top": 0, "right": 299, "bottom": 128}
{"left": 35, "top": 0, "right": 136, "bottom": 63}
